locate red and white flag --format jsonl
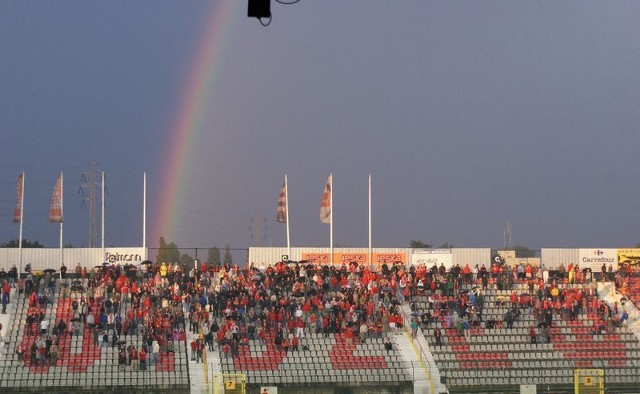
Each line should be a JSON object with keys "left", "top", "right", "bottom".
{"left": 49, "top": 174, "right": 63, "bottom": 223}
{"left": 276, "top": 180, "right": 287, "bottom": 223}
{"left": 13, "top": 173, "right": 24, "bottom": 223}
{"left": 319, "top": 175, "right": 332, "bottom": 224}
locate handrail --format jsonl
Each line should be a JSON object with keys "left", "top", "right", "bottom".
{"left": 399, "top": 303, "right": 431, "bottom": 366}
{"left": 198, "top": 323, "right": 211, "bottom": 394}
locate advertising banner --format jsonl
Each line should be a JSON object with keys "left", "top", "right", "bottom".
{"left": 104, "top": 247, "right": 146, "bottom": 264}
{"left": 411, "top": 249, "right": 453, "bottom": 269}
{"left": 578, "top": 249, "right": 616, "bottom": 271}
{"left": 333, "top": 253, "right": 368, "bottom": 264}
{"left": 617, "top": 248, "right": 640, "bottom": 266}
{"left": 372, "top": 253, "right": 406, "bottom": 265}
{"left": 300, "top": 251, "right": 408, "bottom": 266}
{"left": 300, "top": 252, "right": 331, "bottom": 264}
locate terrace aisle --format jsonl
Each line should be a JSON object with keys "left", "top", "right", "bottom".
{"left": 186, "top": 328, "right": 210, "bottom": 394}
{"left": 0, "top": 287, "right": 17, "bottom": 356}
{"left": 598, "top": 282, "right": 640, "bottom": 339}
{"left": 399, "top": 303, "right": 448, "bottom": 394}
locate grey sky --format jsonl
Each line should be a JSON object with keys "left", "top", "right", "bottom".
{"left": 1, "top": 1, "right": 639, "bottom": 256}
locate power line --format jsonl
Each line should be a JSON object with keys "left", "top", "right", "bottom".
{"left": 79, "top": 161, "right": 101, "bottom": 247}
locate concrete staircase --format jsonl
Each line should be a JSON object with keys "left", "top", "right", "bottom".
{"left": 207, "top": 339, "right": 223, "bottom": 394}
{"left": 598, "top": 282, "right": 640, "bottom": 340}
{"left": 186, "top": 328, "right": 211, "bottom": 394}
{"left": 0, "top": 287, "right": 18, "bottom": 355}
{"left": 399, "top": 304, "right": 448, "bottom": 394}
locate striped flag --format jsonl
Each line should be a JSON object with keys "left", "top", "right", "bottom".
{"left": 319, "top": 175, "right": 332, "bottom": 224}
{"left": 49, "top": 174, "right": 63, "bottom": 223}
{"left": 276, "top": 179, "right": 287, "bottom": 223}
{"left": 13, "top": 173, "right": 24, "bottom": 223}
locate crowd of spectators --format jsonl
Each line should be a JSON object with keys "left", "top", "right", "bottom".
{"left": 189, "top": 261, "right": 411, "bottom": 359}
{"left": 5, "top": 255, "right": 639, "bottom": 369}
{"left": 16, "top": 262, "right": 189, "bottom": 370}
{"left": 406, "top": 260, "right": 632, "bottom": 346}
{"left": 12, "top": 259, "right": 414, "bottom": 369}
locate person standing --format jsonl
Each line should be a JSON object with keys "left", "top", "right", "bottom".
{"left": 190, "top": 339, "right": 197, "bottom": 361}
{"left": 529, "top": 325, "right": 537, "bottom": 344}
{"left": 152, "top": 339, "right": 160, "bottom": 366}
{"left": 1, "top": 292, "right": 7, "bottom": 314}
{"left": 79, "top": 299, "right": 86, "bottom": 323}
{"left": 295, "top": 318, "right": 305, "bottom": 338}
{"left": 49, "top": 342, "right": 59, "bottom": 366}
{"left": 8, "top": 266, "right": 17, "bottom": 287}
{"left": 139, "top": 347, "right": 147, "bottom": 371}
{"left": 410, "top": 318, "right": 419, "bottom": 341}
{"left": 196, "top": 338, "right": 204, "bottom": 363}
{"left": 40, "top": 318, "right": 49, "bottom": 335}
{"left": 434, "top": 328, "right": 442, "bottom": 346}
{"left": 15, "top": 343, "right": 25, "bottom": 361}
{"left": 130, "top": 344, "right": 139, "bottom": 371}
{"left": 359, "top": 322, "right": 368, "bottom": 343}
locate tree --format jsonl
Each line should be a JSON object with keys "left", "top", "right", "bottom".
{"left": 156, "top": 236, "right": 180, "bottom": 264}
{"left": 1, "top": 239, "right": 44, "bottom": 248}
{"left": 438, "top": 242, "right": 453, "bottom": 249}
{"left": 208, "top": 247, "right": 221, "bottom": 267}
{"left": 178, "top": 253, "right": 195, "bottom": 272}
{"left": 223, "top": 243, "right": 233, "bottom": 266}
{"left": 410, "top": 240, "right": 432, "bottom": 249}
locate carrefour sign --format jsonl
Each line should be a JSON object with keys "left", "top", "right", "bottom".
{"left": 578, "top": 249, "right": 616, "bottom": 270}
{"left": 104, "top": 248, "right": 145, "bottom": 264}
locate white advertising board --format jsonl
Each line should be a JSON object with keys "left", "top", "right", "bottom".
{"left": 103, "top": 247, "right": 146, "bottom": 264}
{"left": 411, "top": 249, "right": 453, "bottom": 269}
{"left": 578, "top": 248, "right": 616, "bottom": 271}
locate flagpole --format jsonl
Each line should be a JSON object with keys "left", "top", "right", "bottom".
{"left": 143, "top": 172, "right": 147, "bottom": 259}
{"left": 101, "top": 171, "right": 105, "bottom": 260}
{"left": 18, "top": 172, "right": 25, "bottom": 278}
{"left": 330, "top": 173, "right": 333, "bottom": 265}
{"left": 368, "top": 173, "right": 372, "bottom": 271}
{"left": 285, "top": 174, "right": 290, "bottom": 259}
{"left": 59, "top": 171, "right": 64, "bottom": 280}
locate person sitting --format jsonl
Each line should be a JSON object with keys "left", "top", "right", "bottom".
{"left": 619, "top": 309, "right": 629, "bottom": 326}
{"left": 384, "top": 336, "right": 393, "bottom": 352}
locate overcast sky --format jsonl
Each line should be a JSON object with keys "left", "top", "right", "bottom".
{"left": 1, "top": 1, "right": 640, "bottom": 257}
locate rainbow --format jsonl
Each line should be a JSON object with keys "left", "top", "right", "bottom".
{"left": 151, "top": 0, "right": 240, "bottom": 246}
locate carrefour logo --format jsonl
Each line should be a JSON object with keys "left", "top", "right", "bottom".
{"left": 105, "top": 252, "right": 142, "bottom": 263}
{"left": 594, "top": 250, "right": 604, "bottom": 256}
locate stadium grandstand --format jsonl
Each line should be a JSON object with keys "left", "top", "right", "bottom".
{"left": 0, "top": 248, "right": 640, "bottom": 394}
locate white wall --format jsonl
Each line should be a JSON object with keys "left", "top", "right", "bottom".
{"left": 0, "top": 247, "right": 146, "bottom": 272}
{"left": 540, "top": 248, "right": 579, "bottom": 270}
